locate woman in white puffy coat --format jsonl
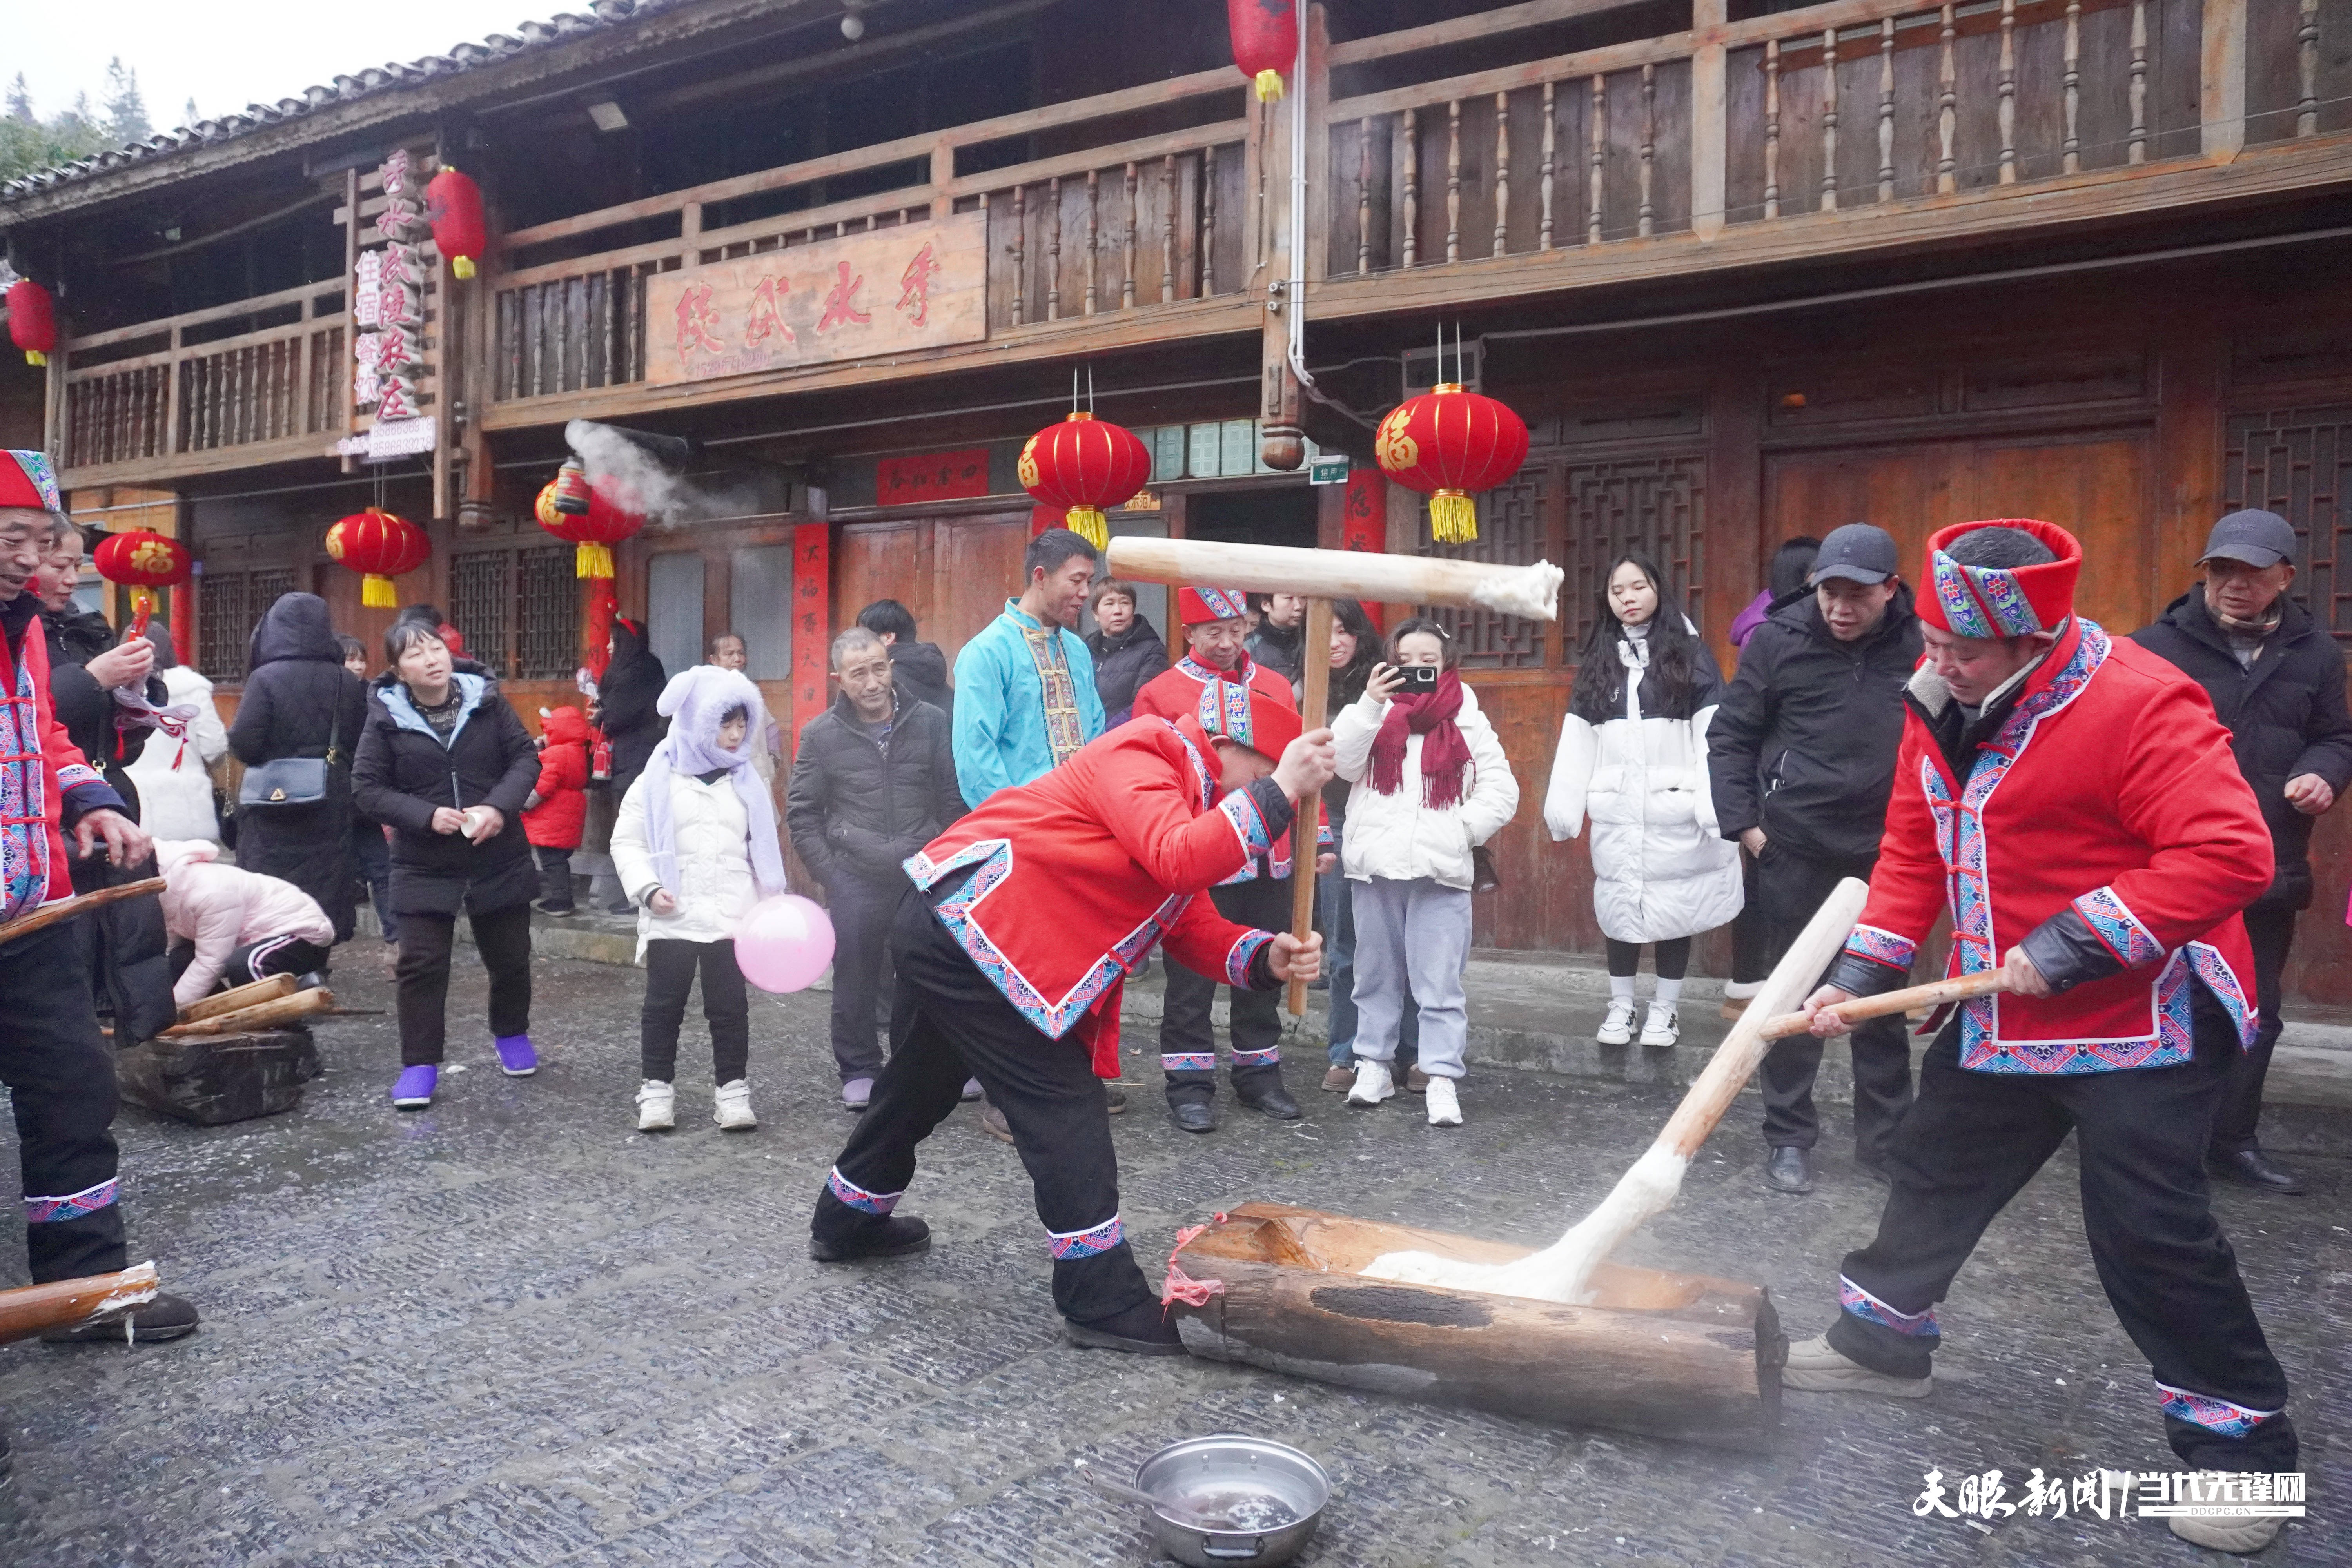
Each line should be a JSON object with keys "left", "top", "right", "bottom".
{"left": 1330, "top": 618, "right": 1518, "bottom": 1127}
{"left": 612, "top": 665, "right": 788, "bottom": 1133}
{"left": 125, "top": 633, "right": 229, "bottom": 843}
{"left": 1544, "top": 555, "right": 1742, "bottom": 1048}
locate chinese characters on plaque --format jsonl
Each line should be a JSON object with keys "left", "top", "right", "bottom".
{"left": 644, "top": 212, "right": 987, "bottom": 386}
{"left": 875, "top": 448, "right": 991, "bottom": 505}
{"left": 350, "top": 148, "right": 437, "bottom": 448}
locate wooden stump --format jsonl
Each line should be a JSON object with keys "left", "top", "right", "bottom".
{"left": 1167, "top": 1204, "right": 1784, "bottom": 1451}
{"left": 115, "top": 1026, "right": 322, "bottom": 1125}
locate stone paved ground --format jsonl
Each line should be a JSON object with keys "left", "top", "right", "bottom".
{"left": 0, "top": 952, "right": 2340, "bottom": 1566}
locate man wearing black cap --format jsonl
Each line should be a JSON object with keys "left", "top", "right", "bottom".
{"left": 2131, "top": 508, "right": 2352, "bottom": 1195}
{"left": 1709, "top": 521, "right": 1924, "bottom": 1194}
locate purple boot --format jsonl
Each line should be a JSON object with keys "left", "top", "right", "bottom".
{"left": 392, "top": 1064, "right": 437, "bottom": 1109}
{"left": 494, "top": 1034, "right": 538, "bottom": 1076}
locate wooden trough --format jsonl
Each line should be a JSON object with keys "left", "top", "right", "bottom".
{"left": 1165, "top": 1204, "right": 1785, "bottom": 1452}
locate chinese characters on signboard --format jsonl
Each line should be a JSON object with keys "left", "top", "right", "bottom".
{"left": 790, "top": 523, "right": 831, "bottom": 744}
{"left": 875, "top": 449, "right": 991, "bottom": 505}
{"left": 644, "top": 212, "right": 987, "bottom": 386}
{"left": 350, "top": 149, "right": 436, "bottom": 448}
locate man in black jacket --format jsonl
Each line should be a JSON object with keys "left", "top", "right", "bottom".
{"left": 787, "top": 627, "right": 964, "bottom": 1110}
{"left": 857, "top": 599, "right": 955, "bottom": 723}
{"left": 2130, "top": 509, "right": 2352, "bottom": 1195}
{"left": 1709, "top": 523, "right": 1924, "bottom": 1194}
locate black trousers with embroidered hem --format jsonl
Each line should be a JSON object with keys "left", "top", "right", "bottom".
{"left": 1160, "top": 873, "right": 1287, "bottom": 1107}
{"left": 1826, "top": 987, "right": 2296, "bottom": 1472}
{"left": 812, "top": 888, "right": 1149, "bottom": 1325}
{"left": 2, "top": 920, "right": 127, "bottom": 1282}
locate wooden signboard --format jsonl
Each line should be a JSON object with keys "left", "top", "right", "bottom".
{"left": 646, "top": 212, "right": 987, "bottom": 385}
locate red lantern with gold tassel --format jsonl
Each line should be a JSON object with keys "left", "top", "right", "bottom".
{"left": 1228, "top": 0, "right": 1299, "bottom": 103}
{"left": 1018, "top": 413, "right": 1151, "bottom": 551}
{"left": 535, "top": 469, "right": 644, "bottom": 580}
{"left": 1374, "top": 383, "right": 1530, "bottom": 544}
{"left": 424, "top": 165, "right": 487, "bottom": 281}
{"left": 91, "top": 528, "right": 191, "bottom": 639}
{"left": 6, "top": 277, "right": 57, "bottom": 367}
{"left": 325, "top": 508, "right": 430, "bottom": 608}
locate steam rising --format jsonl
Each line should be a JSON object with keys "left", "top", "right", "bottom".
{"left": 564, "top": 419, "right": 771, "bottom": 526}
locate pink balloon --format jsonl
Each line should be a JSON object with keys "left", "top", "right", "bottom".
{"left": 732, "top": 894, "right": 837, "bottom": 993}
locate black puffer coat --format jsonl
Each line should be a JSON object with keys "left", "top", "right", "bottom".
{"left": 2130, "top": 586, "right": 2352, "bottom": 911}
{"left": 1246, "top": 617, "right": 1304, "bottom": 687}
{"left": 228, "top": 593, "right": 370, "bottom": 941}
{"left": 1087, "top": 618, "right": 1169, "bottom": 726}
{"left": 41, "top": 605, "right": 164, "bottom": 822}
{"left": 887, "top": 639, "right": 955, "bottom": 722}
{"left": 1707, "top": 585, "right": 1923, "bottom": 862}
{"left": 785, "top": 694, "right": 963, "bottom": 886}
{"left": 352, "top": 671, "right": 541, "bottom": 918}
{"left": 598, "top": 618, "right": 667, "bottom": 803}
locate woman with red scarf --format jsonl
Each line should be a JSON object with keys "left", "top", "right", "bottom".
{"left": 1330, "top": 618, "right": 1518, "bottom": 1125}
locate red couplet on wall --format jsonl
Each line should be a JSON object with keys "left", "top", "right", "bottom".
{"left": 791, "top": 521, "right": 831, "bottom": 754}
{"left": 1340, "top": 469, "right": 1388, "bottom": 631}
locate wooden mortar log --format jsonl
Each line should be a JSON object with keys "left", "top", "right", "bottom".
{"left": 162, "top": 987, "right": 334, "bottom": 1038}
{"left": 176, "top": 971, "right": 298, "bottom": 1025}
{"left": 1167, "top": 1204, "right": 1783, "bottom": 1452}
{"left": 0, "top": 1263, "right": 160, "bottom": 1347}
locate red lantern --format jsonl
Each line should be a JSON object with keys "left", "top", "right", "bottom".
{"left": 1229, "top": 0, "right": 1299, "bottom": 103}
{"left": 425, "top": 165, "right": 487, "bottom": 281}
{"left": 92, "top": 528, "right": 191, "bottom": 637}
{"left": 535, "top": 470, "right": 643, "bottom": 579}
{"left": 326, "top": 508, "right": 430, "bottom": 608}
{"left": 6, "top": 278, "right": 56, "bottom": 368}
{"left": 1374, "top": 383, "right": 1530, "bottom": 544}
{"left": 1018, "top": 413, "right": 1151, "bottom": 551}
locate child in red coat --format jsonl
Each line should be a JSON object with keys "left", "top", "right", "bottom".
{"left": 523, "top": 705, "right": 591, "bottom": 914}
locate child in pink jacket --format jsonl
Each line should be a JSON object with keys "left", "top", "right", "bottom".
{"left": 156, "top": 839, "right": 337, "bottom": 1008}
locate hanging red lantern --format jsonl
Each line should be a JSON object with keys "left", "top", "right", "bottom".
{"left": 1374, "top": 383, "right": 1530, "bottom": 544}
{"left": 424, "top": 165, "right": 487, "bottom": 281}
{"left": 6, "top": 278, "right": 57, "bottom": 367}
{"left": 535, "top": 469, "right": 644, "bottom": 579}
{"left": 91, "top": 528, "right": 191, "bottom": 638}
{"left": 1018, "top": 413, "right": 1151, "bottom": 551}
{"left": 1228, "top": 0, "right": 1299, "bottom": 103}
{"left": 325, "top": 507, "right": 430, "bottom": 608}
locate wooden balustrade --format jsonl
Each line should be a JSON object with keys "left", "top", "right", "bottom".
{"left": 58, "top": 280, "right": 349, "bottom": 480}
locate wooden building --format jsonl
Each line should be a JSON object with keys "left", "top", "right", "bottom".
{"left": 5, "top": 0, "right": 2350, "bottom": 1000}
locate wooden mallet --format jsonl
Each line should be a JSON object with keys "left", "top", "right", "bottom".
{"left": 1105, "top": 538, "right": 1563, "bottom": 1013}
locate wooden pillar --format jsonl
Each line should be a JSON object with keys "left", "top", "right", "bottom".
{"left": 1690, "top": 0, "right": 1728, "bottom": 242}
{"left": 2201, "top": 0, "right": 2247, "bottom": 160}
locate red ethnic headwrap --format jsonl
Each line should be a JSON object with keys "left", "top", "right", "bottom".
{"left": 1178, "top": 586, "right": 1250, "bottom": 626}
{"left": 0, "top": 450, "right": 62, "bottom": 514}
{"left": 1920, "top": 518, "right": 2082, "bottom": 638}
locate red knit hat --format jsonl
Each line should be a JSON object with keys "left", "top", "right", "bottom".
{"left": 0, "top": 450, "right": 62, "bottom": 514}
{"left": 1178, "top": 586, "right": 1250, "bottom": 626}
{"left": 1919, "top": 518, "right": 2082, "bottom": 638}
{"left": 1194, "top": 670, "right": 1301, "bottom": 760}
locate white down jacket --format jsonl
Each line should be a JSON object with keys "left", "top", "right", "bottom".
{"left": 1544, "top": 630, "right": 1743, "bottom": 943}
{"left": 1332, "top": 682, "right": 1519, "bottom": 890}
{"left": 612, "top": 771, "right": 758, "bottom": 958}
{"left": 126, "top": 664, "right": 229, "bottom": 843}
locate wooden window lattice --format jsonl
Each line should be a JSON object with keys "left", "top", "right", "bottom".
{"left": 450, "top": 553, "right": 514, "bottom": 678}
{"left": 516, "top": 546, "right": 583, "bottom": 681}
{"left": 1419, "top": 469, "right": 1552, "bottom": 668}
{"left": 1560, "top": 456, "right": 1706, "bottom": 654}
{"left": 196, "top": 571, "right": 251, "bottom": 681}
{"left": 2225, "top": 406, "right": 2351, "bottom": 640}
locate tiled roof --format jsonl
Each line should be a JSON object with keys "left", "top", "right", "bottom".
{"left": 2, "top": 0, "right": 674, "bottom": 202}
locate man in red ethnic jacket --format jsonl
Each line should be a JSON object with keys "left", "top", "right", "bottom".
{"left": 809, "top": 679, "right": 1332, "bottom": 1356}
{"left": 1130, "top": 586, "right": 1327, "bottom": 1132}
{"left": 0, "top": 452, "right": 201, "bottom": 1376}
{"left": 1783, "top": 520, "right": 2292, "bottom": 1554}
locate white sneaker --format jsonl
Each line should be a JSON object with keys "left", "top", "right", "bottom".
{"left": 1424, "top": 1076, "right": 1462, "bottom": 1127}
{"left": 635, "top": 1079, "right": 675, "bottom": 1132}
{"left": 1780, "top": 1334, "right": 1932, "bottom": 1397}
{"left": 1639, "top": 1002, "right": 1680, "bottom": 1047}
{"left": 713, "top": 1079, "right": 757, "bottom": 1131}
{"left": 1596, "top": 998, "right": 1636, "bottom": 1045}
{"left": 1347, "top": 1060, "right": 1396, "bottom": 1105}
{"left": 2168, "top": 1512, "right": 2283, "bottom": 1554}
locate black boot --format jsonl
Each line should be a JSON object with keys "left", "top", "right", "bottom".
{"left": 809, "top": 1213, "right": 933, "bottom": 1262}
{"left": 2209, "top": 1147, "right": 2305, "bottom": 1195}
{"left": 1170, "top": 1100, "right": 1218, "bottom": 1134}
{"left": 42, "top": 1290, "right": 201, "bottom": 1345}
{"left": 1764, "top": 1146, "right": 1815, "bottom": 1194}
{"left": 1236, "top": 1077, "right": 1301, "bottom": 1120}
{"left": 1064, "top": 1297, "right": 1186, "bottom": 1356}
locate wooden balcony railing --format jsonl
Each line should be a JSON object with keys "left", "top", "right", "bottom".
{"left": 59, "top": 280, "right": 350, "bottom": 481}
{"left": 488, "top": 67, "right": 1255, "bottom": 410}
